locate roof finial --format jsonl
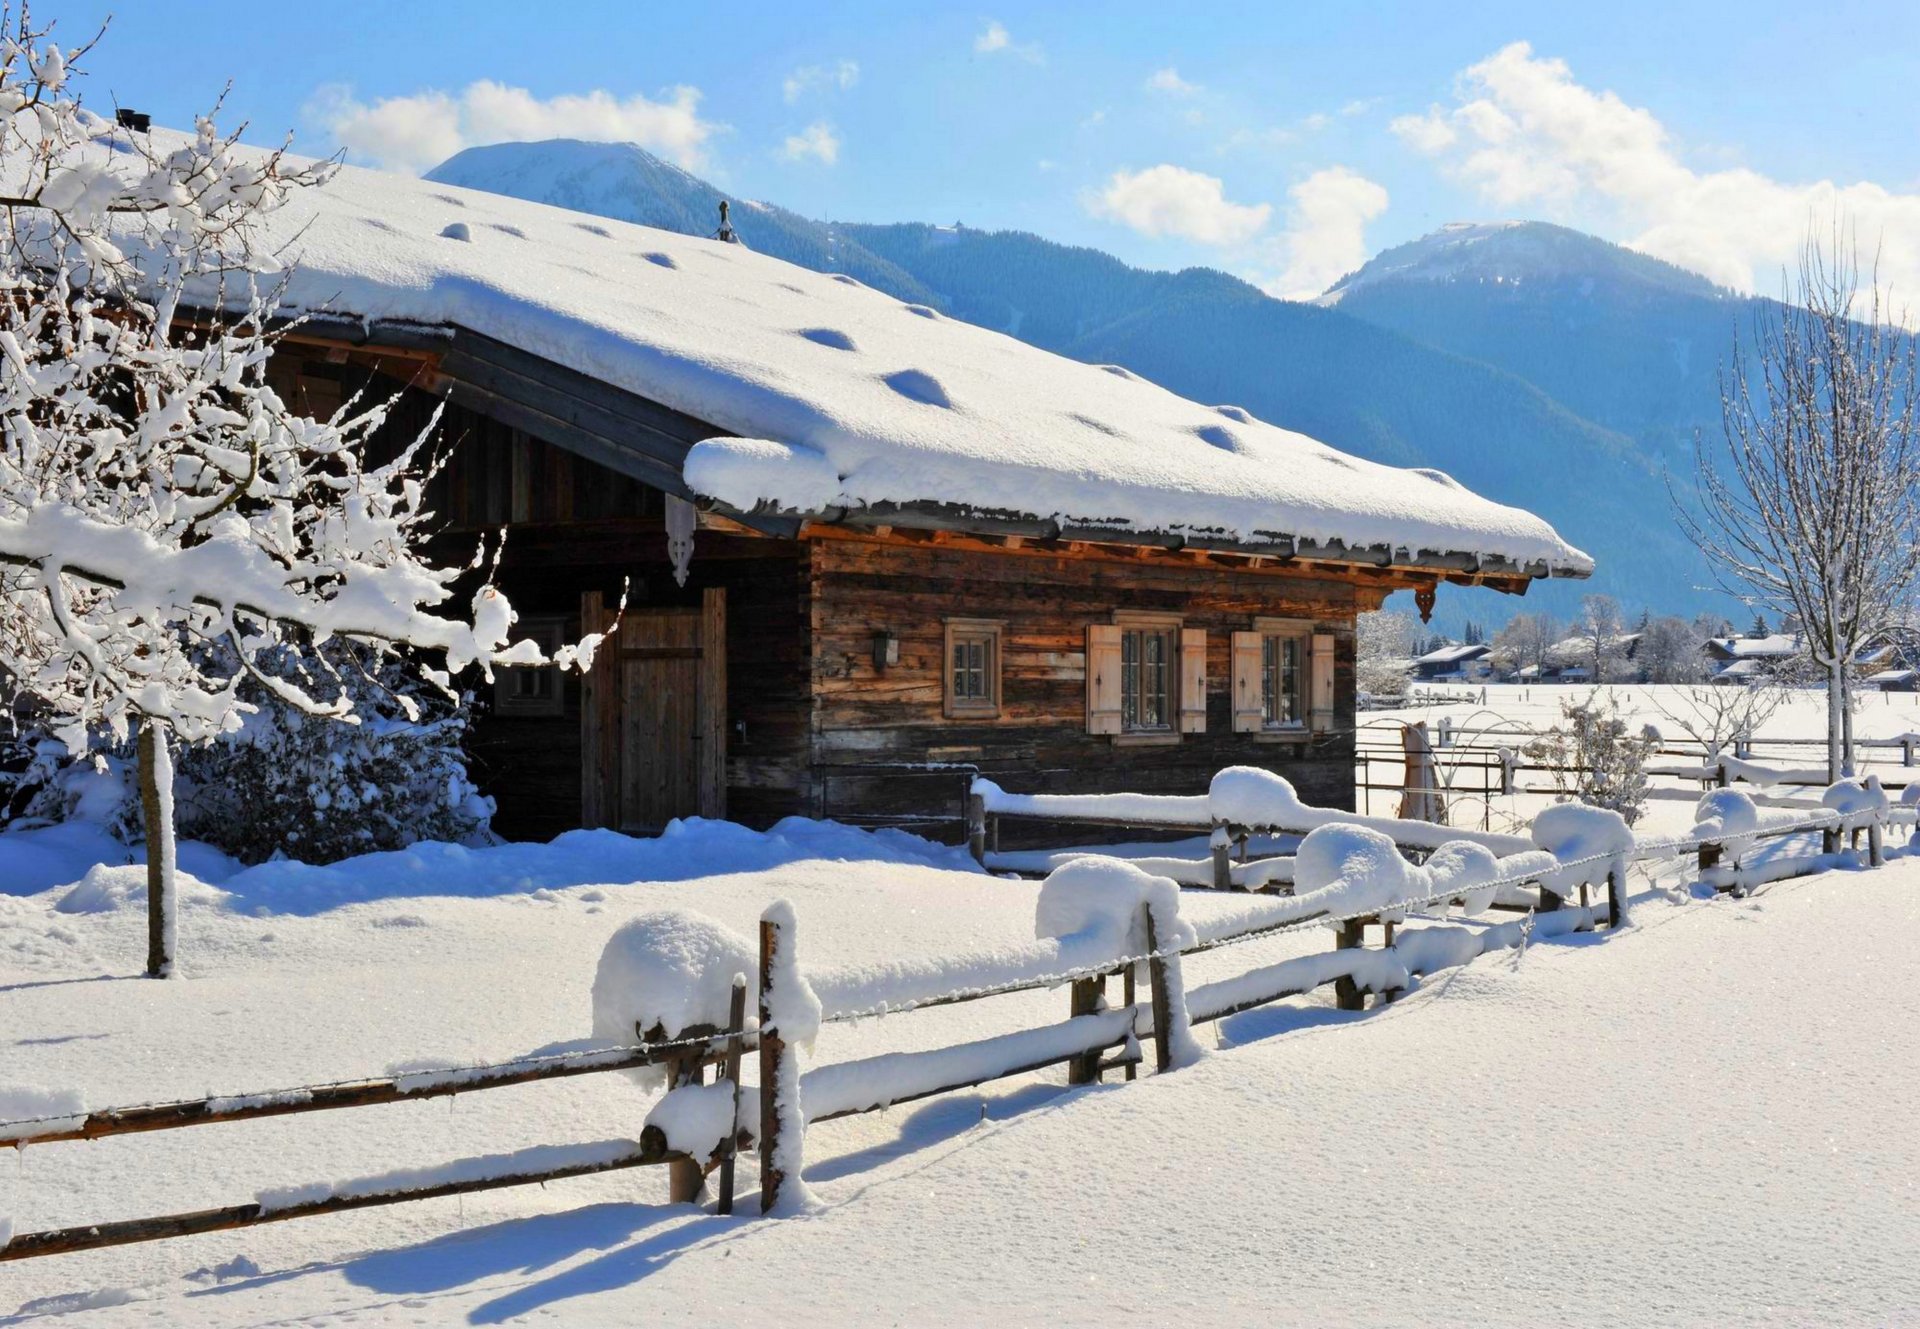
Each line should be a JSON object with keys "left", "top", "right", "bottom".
{"left": 714, "top": 200, "right": 737, "bottom": 244}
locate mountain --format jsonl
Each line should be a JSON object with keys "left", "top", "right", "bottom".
{"left": 427, "top": 141, "right": 940, "bottom": 307}
{"left": 424, "top": 141, "right": 1733, "bottom": 625}
{"left": 1322, "top": 220, "right": 1755, "bottom": 458}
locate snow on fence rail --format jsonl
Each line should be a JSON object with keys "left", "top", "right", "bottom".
{"left": 1, "top": 791, "right": 1904, "bottom": 1261}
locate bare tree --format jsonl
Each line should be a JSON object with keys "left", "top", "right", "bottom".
{"left": 1651, "top": 681, "right": 1790, "bottom": 761}
{"left": 1637, "top": 616, "right": 1708, "bottom": 684}
{"left": 1489, "top": 612, "right": 1559, "bottom": 677}
{"left": 1575, "top": 594, "right": 1628, "bottom": 682}
{"left": 1356, "top": 609, "right": 1417, "bottom": 697}
{"left": 1680, "top": 225, "right": 1920, "bottom": 780}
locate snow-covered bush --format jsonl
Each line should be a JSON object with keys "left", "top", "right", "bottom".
{"left": 6, "top": 645, "right": 493, "bottom": 863}
{"left": 1524, "top": 694, "right": 1655, "bottom": 824}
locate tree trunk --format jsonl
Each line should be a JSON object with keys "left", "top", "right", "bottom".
{"left": 1841, "top": 657, "right": 1856, "bottom": 777}
{"left": 137, "top": 721, "right": 177, "bottom": 979}
{"left": 1825, "top": 664, "right": 1845, "bottom": 785}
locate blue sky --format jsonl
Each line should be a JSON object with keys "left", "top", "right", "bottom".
{"left": 52, "top": 1, "right": 1920, "bottom": 298}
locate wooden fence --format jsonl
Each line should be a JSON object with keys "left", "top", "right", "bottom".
{"left": 2, "top": 796, "right": 1902, "bottom": 1263}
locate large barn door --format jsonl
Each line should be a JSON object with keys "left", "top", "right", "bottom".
{"left": 580, "top": 588, "right": 726, "bottom": 833}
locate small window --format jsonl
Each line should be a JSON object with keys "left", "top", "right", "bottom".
{"left": 1260, "top": 632, "right": 1307, "bottom": 729}
{"left": 492, "top": 617, "right": 566, "bottom": 717}
{"left": 1120, "top": 624, "right": 1176, "bottom": 732}
{"left": 944, "top": 619, "right": 1002, "bottom": 719}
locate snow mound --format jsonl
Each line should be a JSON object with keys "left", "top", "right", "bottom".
{"left": 1693, "top": 789, "right": 1761, "bottom": 863}
{"left": 644, "top": 1081, "right": 738, "bottom": 1159}
{"left": 1823, "top": 776, "right": 1890, "bottom": 820}
{"left": 1293, "top": 824, "right": 1420, "bottom": 921}
{"left": 52, "top": 863, "right": 229, "bottom": 915}
{"left": 592, "top": 910, "right": 754, "bottom": 1089}
{"left": 1208, "top": 766, "right": 1309, "bottom": 828}
{"left": 1033, "top": 856, "right": 1195, "bottom": 955}
{"left": 1424, "top": 841, "right": 1503, "bottom": 916}
{"left": 1531, "top": 803, "right": 1634, "bottom": 860}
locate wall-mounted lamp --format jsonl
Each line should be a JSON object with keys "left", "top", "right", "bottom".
{"left": 872, "top": 630, "right": 900, "bottom": 671}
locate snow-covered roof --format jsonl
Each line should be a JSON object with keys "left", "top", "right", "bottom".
{"left": 1711, "top": 634, "right": 1802, "bottom": 659}
{"left": 176, "top": 137, "right": 1592, "bottom": 579}
{"left": 1414, "top": 643, "right": 1491, "bottom": 665}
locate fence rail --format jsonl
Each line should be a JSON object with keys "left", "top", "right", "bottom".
{"left": 3, "top": 779, "right": 1905, "bottom": 1264}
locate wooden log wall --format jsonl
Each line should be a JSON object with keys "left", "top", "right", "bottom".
{"left": 806, "top": 534, "right": 1359, "bottom": 843}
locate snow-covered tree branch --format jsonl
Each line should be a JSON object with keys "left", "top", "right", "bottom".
{"left": 0, "top": 17, "right": 604, "bottom": 975}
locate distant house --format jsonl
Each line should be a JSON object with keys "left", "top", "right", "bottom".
{"left": 1412, "top": 642, "right": 1493, "bottom": 682}
{"left": 1867, "top": 668, "right": 1920, "bottom": 693}
{"left": 1705, "top": 633, "right": 1801, "bottom": 685}
{"left": 184, "top": 139, "right": 1590, "bottom": 841}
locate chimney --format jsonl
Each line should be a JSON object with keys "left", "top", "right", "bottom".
{"left": 115, "top": 108, "right": 150, "bottom": 133}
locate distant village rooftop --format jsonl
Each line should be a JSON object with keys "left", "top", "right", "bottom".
{"left": 169, "top": 136, "right": 1592, "bottom": 587}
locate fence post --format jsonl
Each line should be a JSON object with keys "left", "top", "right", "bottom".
{"left": 1605, "top": 858, "right": 1625, "bottom": 929}
{"left": 665, "top": 1047, "right": 707, "bottom": 1205}
{"left": 716, "top": 975, "right": 747, "bottom": 1216}
{"left": 1869, "top": 813, "right": 1886, "bottom": 868}
{"left": 1333, "top": 918, "right": 1367, "bottom": 1011}
{"left": 1905, "top": 738, "right": 1914, "bottom": 768}
{"left": 1142, "top": 904, "right": 1174, "bottom": 1074}
{"left": 1210, "top": 824, "right": 1233, "bottom": 891}
{"left": 758, "top": 912, "right": 793, "bottom": 1215}
{"left": 965, "top": 789, "right": 987, "bottom": 865}
{"left": 1715, "top": 760, "right": 1729, "bottom": 789}
{"left": 1698, "top": 841, "right": 1722, "bottom": 877}
{"left": 1067, "top": 975, "right": 1105, "bottom": 1085}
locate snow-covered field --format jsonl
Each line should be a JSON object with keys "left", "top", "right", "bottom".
{"left": 2, "top": 771, "right": 1918, "bottom": 1324}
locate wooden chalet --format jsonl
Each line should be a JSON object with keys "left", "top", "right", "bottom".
{"left": 238, "top": 152, "right": 1591, "bottom": 845}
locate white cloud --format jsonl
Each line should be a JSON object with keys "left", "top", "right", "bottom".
{"left": 1146, "top": 67, "right": 1200, "bottom": 96}
{"left": 783, "top": 60, "right": 859, "bottom": 104}
{"left": 1264, "top": 166, "right": 1390, "bottom": 299}
{"left": 975, "top": 20, "right": 1043, "bottom": 63}
{"left": 1086, "top": 164, "right": 1272, "bottom": 246}
{"left": 1392, "top": 41, "right": 1920, "bottom": 307}
{"left": 307, "top": 80, "right": 719, "bottom": 175}
{"left": 1339, "top": 98, "right": 1379, "bottom": 118}
{"left": 780, "top": 121, "right": 840, "bottom": 166}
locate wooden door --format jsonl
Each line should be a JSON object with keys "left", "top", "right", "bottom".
{"left": 581, "top": 588, "right": 726, "bottom": 832}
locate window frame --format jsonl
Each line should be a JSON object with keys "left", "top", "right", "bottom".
{"left": 1252, "top": 616, "right": 1313, "bottom": 742}
{"left": 492, "top": 616, "right": 568, "bottom": 718}
{"left": 1113, "top": 610, "right": 1183, "bottom": 745}
{"left": 943, "top": 618, "right": 1004, "bottom": 720}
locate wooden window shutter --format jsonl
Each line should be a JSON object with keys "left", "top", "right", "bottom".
{"left": 1178, "top": 628, "right": 1207, "bottom": 733}
{"left": 1231, "top": 631, "right": 1263, "bottom": 734}
{"left": 1085, "top": 624, "right": 1123, "bottom": 735}
{"left": 1310, "top": 632, "right": 1337, "bottom": 733}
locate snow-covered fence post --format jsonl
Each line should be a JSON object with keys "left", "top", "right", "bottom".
{"left": 1605, "top": 854, "right": 1628, "bottom": 928}
{"left": 716, "top": 974, "right": 748, "bottom": 1216}
{"left": 662, "top": 1046, "right": 707, "bottom": 1205}
{"left": 1066, "top": 974, "right": 1106, "bottom": 1085}
{"left": 1868, "top": 810, "right": 1886, "bottom": 868}
{"left": 1141, "top": 905, "right": 1176, "bottom": 1073}
{"left": 966, "top": 787, "right": 988, "bottom": 865}
{"left": 1210, "top": 823, "right": 1234, "bottom": 891}
{"left": 136, "top": 721, "right": 177, "bottom": 979}
{"left": 756, "top": 901, "right": 816, "bottom": 1215}
{"left": 1333, "top": 919, "right": 1368, "bottom": 1011}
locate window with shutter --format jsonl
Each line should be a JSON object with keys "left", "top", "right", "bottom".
{"left": 1231, "top": 630, "right": 1264, "bottom": 733}
{"left": 1178, "top": 628, "right": 1207, "bottom": 733}
{"left": 1310, "top": 632, "right": 1337, "bottom": 732}
{"left": 1085, "top": 624, "right": 1123, "bottom": 734}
